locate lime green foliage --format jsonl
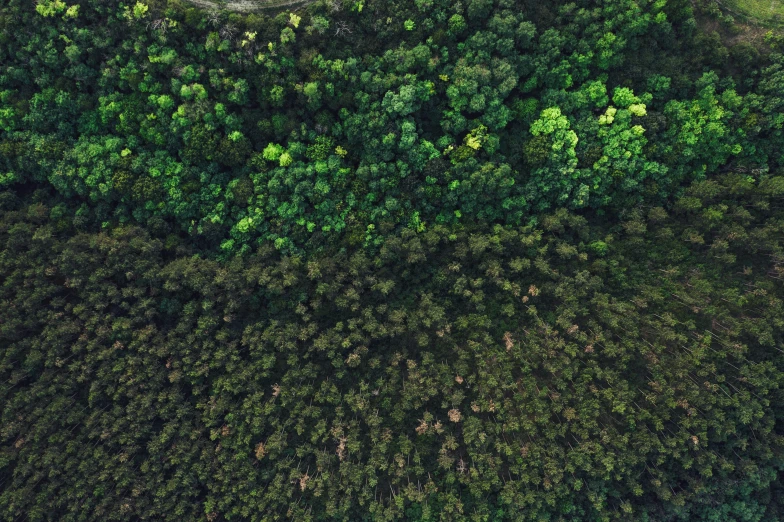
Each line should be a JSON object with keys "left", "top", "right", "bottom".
{"left": 598, "top": 106, "right": 617, "bottom": 125}
{"left": 528, "top": 107, "right": 582, "bottom": 205}
{"left": 263, "top": 143, "right": 285, "bottom": 161}
{"left": 133, "top": 1, "right": 149, "bottom": 17}
{"left": 122, "top": 1, "right": 148, "bottom": 20}
{"left": 463, "top": 124, "right": 488, "bottom": 150}
{"left": 629, "top": 103, "right": 647, "bottom": 116}
{"left": 278, "top": 151, "right": 293, "bottom": 166}
{"left": 35, "top": 0, "right": 67, "bottom": 17}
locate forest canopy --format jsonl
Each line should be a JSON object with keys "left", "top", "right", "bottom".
{"left": 1, "top": 0, "right": 783, "bottom": 520}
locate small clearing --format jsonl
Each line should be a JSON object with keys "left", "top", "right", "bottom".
{"left": 719, "top": 0, "right": 784, "bottom": 25}
{"left": 184, "top": 0, "right": 312, "bottom": 12}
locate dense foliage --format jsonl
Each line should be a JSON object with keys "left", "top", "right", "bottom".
{"left": 2, "top": 0, "right": 782, "bottom": 253}
{"left": 1, "top": 0, "right": 783, "bottom": 520}
{"left": 2, "top": 176, "right": 784, "bottom": 521}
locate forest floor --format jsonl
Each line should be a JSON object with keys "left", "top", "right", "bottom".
{"left": 184, "top": 0, "right": 313, "bottom": 12}
{"left": 702, "top": 13, "right": 774, "bottom": 47}
{"left": 720, "top": 0, "right": 784, "bottom": 25}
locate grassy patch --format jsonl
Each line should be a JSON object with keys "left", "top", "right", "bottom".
{"left": 721, "top": 0, "right": 784, "bottom": 25}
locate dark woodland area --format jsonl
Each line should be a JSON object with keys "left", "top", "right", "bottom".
{"left": 1, "top": 0, "right": 783, "bottom": 520}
